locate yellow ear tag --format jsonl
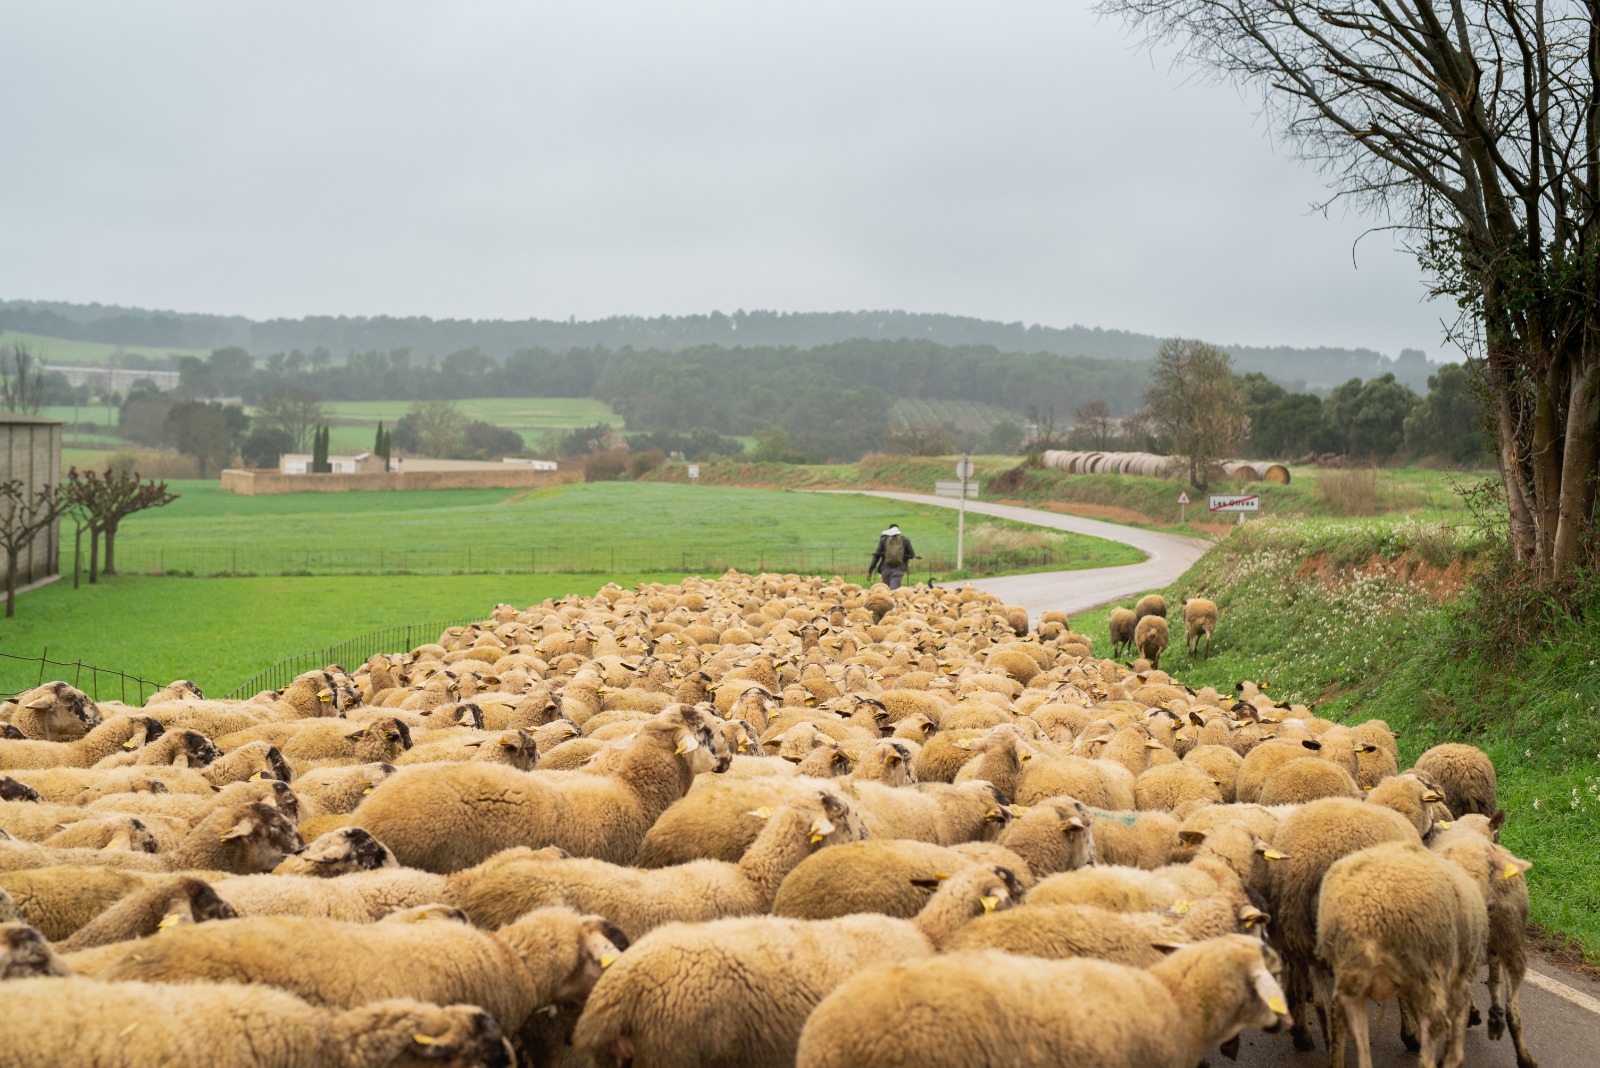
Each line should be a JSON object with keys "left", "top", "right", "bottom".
{"left": 1438, "top": 820, "right": 1453, "bottom": 829}
{"left": 1174, "top": 730, "right": 1186, "bottom": 741}
{"left": 599, "top": 953, "right": 619, "bottom": 969}
{"left": 1009, "top": 805, "right": 1030, "bottom": 816}
{"left": 101, "top": 841, "right": 122, "bottom": 852}
{"left": 746, "top": 807, "right": 775, "bottom": 819}
{"left": 249, "top": 771, "right": 265, "bottom": 782}
{"left": 1171, "top": 899, "right": 1195, "bottom": 916}
{"left": 980, "top": 896, "right": 999, "bottom": 913}
{"left": 412, "top": 1034, "right": 438, "bottom": 1046}
{"left": 809, "top": 831, "right": 826, "bottom": 844}
{"left": 318, "top": 692, "right": 333, "bottom": 703}
{"left": 1502, "top": 862, "right": 1521, "bottom": 880}
{"left": 157, "top": 913, "right": 181, "bottom": 930}
{"left": 123, "top": 739, "right": 139, "bottom": 750}
{"left": 1262, "top": 849, "right": 1286, "bottom": 861}
{"left": 953, "top": 739, "right": 971, "bottom": 750}
{"left": 363, "top": 785, "right": 375, "bottom": 794}
{"left": 1268, "top": 995, "right": 1288, "bottom": 1015}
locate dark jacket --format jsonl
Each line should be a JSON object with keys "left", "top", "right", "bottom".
{"left": 869, "top": 532, "right": 916, "bottom": 573}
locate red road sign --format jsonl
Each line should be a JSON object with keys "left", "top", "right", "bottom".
{"left": 1177, "top": 491, "right": 1190, "bottom": 505}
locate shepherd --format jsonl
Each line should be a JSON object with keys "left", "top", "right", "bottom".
{"left": 867, "top": 523, "right": 916, "bottom": 590}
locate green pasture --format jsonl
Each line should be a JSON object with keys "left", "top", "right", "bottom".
{"left": 0, "top": 573, "right": 675, "bottom": 699}
{"left": 1075, "top": 516, "right": 1599, "bottom": 961}
{"left": 2, "top": 329, "right": 207, "bottom": 366}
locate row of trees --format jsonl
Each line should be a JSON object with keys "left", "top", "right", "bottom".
{"left": 0, "top": 467, "right": 176, "bottom": 618}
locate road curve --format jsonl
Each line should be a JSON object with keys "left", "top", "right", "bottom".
{"left": 822, "top": 489, "right": 1213, "bottom": 622}
{"left": 832, "top": 489, "right": 1600, "bottom": 1066}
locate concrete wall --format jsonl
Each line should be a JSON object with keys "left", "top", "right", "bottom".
{"left": 220, "top": 466, "right": 581, "bottom": 495}
{"left": 0, "top": 416, "right": 63, "bottom": 588}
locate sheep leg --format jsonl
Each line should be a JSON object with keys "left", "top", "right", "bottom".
{"left": 1505, "top": 969, "right": 1537, "bottom": 1068}
{"left": 1288, "top": 960, "right": 1316, "bottom": 1050}
{"left": 1415, "top": 1011, "right": 1437, "bottom": 1068}
{"left": 1398, "top": 998, "right": 1420, "bottom": 1052}
{"left": 1441, "top": 998, "right": 1471, "bottom": 1068}
{"left": 1339, "top": 993, "right": 1370, "bottom": 1068}
{"left": 1486, "top": 959, "right": 1506, "bottom": 1038}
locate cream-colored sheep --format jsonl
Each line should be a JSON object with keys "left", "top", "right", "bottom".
{"left": 1108, "top": 607, "right": 1137, "bottom": 660}
{"left": 1, "top": 977, "right": 518, "bottom": 1068}
{"left": 1, "top": 682, "right": 102, "bottom": 741}
{"left": 56, "top": 875, "right": 237, "bottom": 951}
{"left": 96, "top": 906, "right": 627, "bottom": 1038}
{"left": 795, "top": 936, "right": 1287, "bottom": 1068}
{"left": 0, "top": 713, "right": 164, "bottom": 770}
{"left": 351, "top": 705, "right": 730, "bottom": 871}
{"left": 1413, "top": 742, "right": 1498, "bottom": 817}
{"left": 457, "top": 794, "right": 856, "bottom": 940}
{"left": 771, "top": 839, "right": 1029, "bottom": 920}
{"left": 1181, "top": 597, "right": 1218, "bottom": 658}
{"left": 572, "top": 865, "right": 1021, "bottom": 1068}
{"left": 1317, "top": 840, "right": 1487, "bottom": 1068}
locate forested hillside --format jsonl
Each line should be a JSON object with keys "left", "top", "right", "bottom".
{"left": 1, "top": 298, "right": 1436, "bottom": 393}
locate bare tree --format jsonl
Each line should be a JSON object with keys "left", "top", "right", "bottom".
{"left": 254, "top": 389, "right": 328, "bottom": 452}
{"left": 1100, "top": 0, "right": 1600, "bottom": 582}
{"left": 1144, "top": 338, "right": 1248, "bottom": 492}
{"left": 0, "top": 341, "right": 46, "bottom": 413}
{"left": 62, "top": 467, "right": 179, "bottom": 581}
{"left": 406, "top": 399, "right": 464, "bottom": 458}
{"left": 1074, "top": 400, "right": 1116, "bottom": 450}
{"left": 0, "top": 480, "right": 65, "bottom": 617}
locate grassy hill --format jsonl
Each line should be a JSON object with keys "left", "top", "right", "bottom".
{"left": 2, "top": 329, "right": 207, "bottom": 366}
{"left": 1074, "top": 517, "right": 1600, "bottom": 962}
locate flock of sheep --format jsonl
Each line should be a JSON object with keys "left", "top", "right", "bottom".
{"left": 0, "top": 572, "right": 1534, "bottom": 1068}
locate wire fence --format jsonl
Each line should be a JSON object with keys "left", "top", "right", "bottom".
{"left": 96, "top": 543, "right": 1066, "bottom": 579}
{"left": 222, "top": 617, "right": 483, "bottom": 699}
{"left": 0, "top": 649, "right": 163, "bottom": 705}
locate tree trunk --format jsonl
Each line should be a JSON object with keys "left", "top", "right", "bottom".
{"left": 89, "top": 526, "right": 101, "bottom": 584}
{"left": 1552, "top": 360, "right": 1600, "bottom": 579}
{"left": 103, "top": 521, "right": 117, "bottom": 577}
{"left": 5, "top": 555, "right": 15, "bottom": 618}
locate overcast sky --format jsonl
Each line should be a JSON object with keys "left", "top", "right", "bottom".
{"left": 0, "top": 1, "right": 1452, "bottom": 357}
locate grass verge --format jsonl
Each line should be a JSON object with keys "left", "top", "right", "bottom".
{"left": 1072, "top": 516, "right": 1600, "bottom": 962}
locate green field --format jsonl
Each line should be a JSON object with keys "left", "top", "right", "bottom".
{"left": 1073, "top": 516, "right": 1600, "bottom": 961}
{"left": 317, "top": 397, "right": 621, "bottom": 453}
{"left": 0, "top": 573, "right": 676, "bottom": 699}
{"left": 2, "top": 329, "right": 208, "bottom": 366}
{"left": 45, "top": 480, "right": 1141, "bottom": 579}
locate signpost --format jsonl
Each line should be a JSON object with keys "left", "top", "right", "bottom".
{"left": 687, "top": 464, "right": 700, "bottom": 483}
{"left": 1177, "top": 489, "right": 1190, "bottom": 523}
{"left": 1208, "top": 493, "right": 1260, "bottom": 524}
{"left": 955, "top": 455, "right": 974, "bottom": 570}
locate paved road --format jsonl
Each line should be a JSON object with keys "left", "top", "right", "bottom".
{"left": 826, "top": 489, "right": 1212, "bottom": 621}
{"left": 834, "top": 488, "right": 1600, "bottom": 1066}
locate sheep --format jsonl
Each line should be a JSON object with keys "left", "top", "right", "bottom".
{"left": 0, "top": 713, "right": 164, "bottom": 770}
{"left": 1, "top": 682, "right": 102, "bottom": 741}
{"left": 56, "top": 875, "right": 237, "bottom": 951}
{"left": 1430, "top": 822, "right": 1537, "bottom": 1067}
{"left": 1108, "top": 607, "right": 1138, "bottom": 659}
{"left": 1026, "top": 854, "right": 1245, "bottom": 914}
{"left": 571, "top": 864, "right": 1021, "bottom": 1068}
{"left": 1, "top": 977, "right": 518, "bottom": 1068}
{"left": 1081, "top": 806, "right": 1179, "bottom": 869}
{"left": 290, "top": 762, "right": 398, "bottom": 816}
{"left": 41, "top": 815, "right": 159, "bottom": 854}
{"left": 634, "top": 777, "right": 866, "bottom": 866}
{"left": 1317, "top": 839, "right": 1488, "bottom": 1068}
{"left": 1256, "top": 755, "right": 1361, "bottom": 806}
{"left": 160, "top": 800, "right": 306, "bottom": 875}
{"left": 1413, "top": 742, "right": 1498, "bottom": 817}
{"left": 196, "top": 741, "right": 293, "bottom": 786}
{"left": 2, "top": 921, "right": 72, "bottom": 979}
{"left": 1133, "top": 615, "right": 1169, "bottom": 669}
{"left": 351, "top": 704, "right": 730, "bottom": 871}
{"left": 772, "top": 839, "right": 1030, "bottom": 920}
{"left": 0, "top": 774, "right": 42, "bottom": 802}
{"left": 90, "top": 727, "right": 222, "bottom": 772}
{"left": 1016, "top": 753, "right": 1135, "bottom": 809}
{"left": 458, "top": 794, "right": 856, "bottom": 940}
{"left": 1133, "top": 592, "right": 1168, "bottom": 624}
{"left": 1266, "top": 793, "right": 1426, "bottom": 1049}
{"left": 951, "top": 724, "right": 1031, "bottom": 799}
{"left": 794, "top": 935, "right": 1287, "bottom": 1068}
{"left": 988, "top": 797, "right": 1096, "bottom": 879}
{"left": 271, "top": 827, "right": 395, "bottom": 877}
{"left": 0, "top": 865, "right": 151, "bottom": 940}
{"left": 95, "top": 905, "right": 628, "bottom": 1039}
{"left": 1134, "top": 761, "right": 1223, "bottom": 812}
{"left": 1182, "top": 596, "right": 1218, "bottom": 658}
{"left": 1236, "top": 737, "right": 1331, "bottom": 803}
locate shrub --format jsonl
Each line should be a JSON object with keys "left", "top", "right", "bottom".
{"left": 584, "top": 449, "right": 631, "bottom": 482}
{"left": 630, "top": 449, "right": 665, "bottom": 479}
{"left": 1315, "top": 467, "right": 1383, "bottom": 516}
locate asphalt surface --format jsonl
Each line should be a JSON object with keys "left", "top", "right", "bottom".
{"left": 832, "top": 488, "right": 1600, "bottom": 1066}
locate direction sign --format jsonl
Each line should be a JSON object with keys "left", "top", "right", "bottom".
{"left": 1177, "top": 491, "right": 1190, "bottom": 505}
{"left": 1208, "top": 494, "right": 1260, "bottom": 512}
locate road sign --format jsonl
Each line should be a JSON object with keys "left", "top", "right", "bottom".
{"left": 955, "top": 457, "right": 975, "bottom": 480}
{"left": 935, "top": 480, "right": 980, "bottom": 498}
{"left": 1208, "top": 494, "right": 1260, "bottom": 512}
{"left": 687, "top": 464, "right": 700, "bottom": 480}
{"left": 1177, "top": 491, "right": 1190, "bottom": 505}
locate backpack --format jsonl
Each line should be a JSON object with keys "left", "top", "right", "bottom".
{"left": 883, "top": 534, "right": 907, "bottom": 569}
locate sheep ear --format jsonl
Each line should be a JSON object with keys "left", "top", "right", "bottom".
{"left": 674, "top": 733, "right": 700, "bottom": 756}
{"left": 1501, "top": 855, "right": 1532, "bottom": 880}
{"left": 1150, "top": 940, "right": 1187, "bottom": 955}
{"left": 1178, "top": 830, "right": 1206, "bottom": 846}
{"left": 1489, "top": 809, "right": 1507, "bottom": 833}
{"left": 26, "top": 695, "right": 54, "bottom": 710}
{"left": 1255, "top": 970, "right": 1289, "bottom": 1018}
{"left": 344, "top": 727, "right": 369, "bottom": 742}
{"left": 908, "top": 877, "right": 942, "bottom": 889}
{"left": 219, "top": 816, "right": 256, "bottom": 841}
{"left": 1238, "top": 905, "right": 1270, "bottom": 930}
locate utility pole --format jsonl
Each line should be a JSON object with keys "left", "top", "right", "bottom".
{"left": 955, "top": 454, "right": 973, "bottom": 570}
